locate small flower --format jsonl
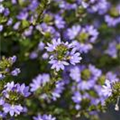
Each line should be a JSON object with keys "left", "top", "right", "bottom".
{"left": 3, "top": 104, "right": 23, "bottom": 116}
{"left": 49, "top": 60, "right": 69, "bottom": 71}
{"left": 0, "top": 24, "right": 3, "bottom": 32}
{"left": 9, "top": 55, "right": 17, "bottom": 64}
{"left": 54, "top": 14, "right": 65, "bottom": 29}
{"left": 33, "top": 114, "right": 56, "bottom": 120}
{"left": 51, "top": 80, "right": 65, "bottom": 101}
{"left": 0, "top": 4, "right": 4, "bottom": 13}
{"left": 30, "top": 74, "right": 50, "bottom": 92}
{"left": 3, "top": 81, "right": 30, "bottom": 98}
{"left": 67, "top": 25, "right": 81, "bottom": 40}
{"left": 102, "top": 79, "right": 112, "bottom": 97}
{"left": 18, "top": 84, "right": 31, "bottom": 97}
{"left": 11, "top": 68, "right": 21, "bottom": 76}
{"left": 46, "top": 38, "right": 82, "bottom": 71}
{"left": 72, "top": 91, "right": 82, "bottom": 103}
{"left": 69, "top": 48, "right": 82, "bottom": 65}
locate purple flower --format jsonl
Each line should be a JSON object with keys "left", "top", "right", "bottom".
{"left": 0, "top": 4, "right": 4, "bottom": 13}
{"left": 70, "top": 66, "right": 81, "bottom": 82}
{"left": 4, "top": 81, "right": 15, "bottom": 92}
{"left": 106, "top": 72, "right": 119, "bottom": 83}
{"left": 38, "top": 42, "right": 45, "bottom": 51}
{"left": 51, "top": 80, "right": 65, "bottom": 101}
{"left": 11, "top": 0, "right": 17, "bottom": 4}
{"left": 0, "top": 73, "right": 5, "bottom": 80}
{"left": 33, "top": 114, "right": 56, "bottom": 120}
{"left": 11, "top": 68, "right": 21, "bottom": 76}
{"left": 105, "top": 41, "right": 117, "bottom": 58}
{"left": 72, "top": 91, "right": 82, "bottom": 103}
{"left": 23, "top": 26, "right": 33, "bottom": 36}
{"left": 30, "top": 74, "right": 50, "bottom": 92}
{"left": 3, "top": 104, "right": 23, "bottom": 116}
{"left": 4, "top": 8, "right": 10, "bottom": 16}
{"left": 3, "top": 82, "right": 31, "bottom": 98}
{"left": 18, "top": 84, "right": 31, "bottom": 97}
{"left": 46, "top": 38, "right": 82, "bottom": 71}
{"left": 69, "top": 48, "right": 82, "bottom": 65}
{"left": 0, "top": 24, "right": 3, "bottom": 32}
{"left": 78, "top": 80, "right": 95, "bottom": 90}
{"left": 54, "top": 14, "right": 65, "bottom": 29}
{"left": 66, "top": 25, "right": 98, "bottom": 53}
{"left": 36, "top": 23, "right": 60, "bottom": 38}
{"left": 13, "top": 22, "right": 21, "bottom": 30}
{"left": 7, "top": 18, "right": 13, "bottom": 26}
{"left": 0, "top": 98, "right": 4, "bottom": 105}
{"left": 67, "top": 25, "right": 81, "bottom": 40}
{"left": 17, "top": 11, "right": 28, "bottom": 20}
{"left": 49, "top": 60, "right": 69, "bottom": 71}
{"left": 9, "top": 55, "right": 17, "bottom": 64}
{"left": 102, "top": 79, "right": 112, "bottom": 97}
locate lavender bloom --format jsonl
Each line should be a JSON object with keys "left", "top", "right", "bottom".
{"left": 88, "top": 64, "right": 102, "bottom": 79}
{"left": 75, "top": 42, "right": 93, "bottom": 53}
{"left": 9, "top": 55, "right": 17, "bottom": 64}
{"left": 0, "top": 98, "right": 4, "bottom": 105}
{"left": 33, "top": 114, "right": 56, "bottom": 120}
{"left": 3, "top": 104, "right": 23, "bottom": 116}
{"left": 79, "top": 0, "right": 109, "bottom": 14}
{"left": 3, "top": 81, "right": 31, "bottom": 98}
{"left": 72, "top": 91, "right": 82, "bottom": 103}
{"left": 7, "top": 18, "right": 13, "bottom": 26}
{"left": 0, "top": 73, "right": 5, "bottom": 80}
{"left": 70, "top": 66, "right": 81, "bottom": 82}
{"left": 52, "top": 80, "right": 65, "bottom": 101}
{"left": 13, "top": 22, "right": 21, "bottom": 30}
{"left": 36, "top": 23, "right": 60, "bottom": 38}
{"left": 66, "top": 25, "right": 98, "bottom": 53}
{"left": 11, "top": 0, "right": 17, "bottom": 4}
{"left": 102, "top": 79, "right": 112, "bottom": 97}
{"left": 57, "top": 1, "right": 77, "bottom": 10}
{"left": 11, "top": 68, "right": 21, "bottom": 76}
{"left": 105, "top": 15, "right": 120, "bottom": 27}
{"left": 38, "top": 42, "right": 45, "bottom": 51}
{"left": 49, "top": 60, "right": 69, "bottom": 71}
{"left": 23, "top": 26, "right": 33, "bottom": 36}
{"left": 18, "top": 84, "right": 31, "bottom": 97}
{"left": 30, "top": 51, "right": 38, "bottom": 59}
{"left": 46, "top": 38, "right": 82, "bottom": 71}
{"left": 105, "top": 41, "right": 117, "bottom": 58}
{"left": 69, "top": 64, "right": 101, "bottom": 84}
{"left": 0, "top": 112, "right": 6, "bottom": 118}
{"left": 30, "top": 74, "right": 50, "bottom": 92}
{"left": 42, "top": 114, "right": 56, "bottom": 120}
{"left": 28, "top": 0, "right": 39, "bottom": 11}
{"left": 67, "top": 25, "right": 81, "bottom": 40}
{"left": 0, "top": 24, "right": 3, "bottom": 32}
{"left": 54, "top": 14, "right": 65, "bottom": 29}
{"left": 4, "top": 8, "right": 10, "bottom": 16}
{"left": 106, "top": 72, "right": 119, "bottom": 83}
{"left": 4, "top": 81, "right": 15, "bottom": 92}
{"left": 0, "top": 4, "right": 4, "bottom": 13}
{"left": 69, "top": 48, "right": 82, "bottom": 65}
{"left": 42, "top": 52, "right": 49, "bottom": 59}
{"left": 17, "top": 11, "right": 28, "bottom": 20}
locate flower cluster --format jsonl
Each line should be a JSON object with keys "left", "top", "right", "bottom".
{"left": 1, "top": 0, "right": 120, "bottom": 120}
{"left": 46, "top": 38, "right": 82, "bottom": 71}
{"left": 0, "top": 81, "right": 30, "bottom": 117}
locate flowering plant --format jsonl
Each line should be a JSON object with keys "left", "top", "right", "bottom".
{"left": 0, "top": 0, "right": 120, "bottom": 120}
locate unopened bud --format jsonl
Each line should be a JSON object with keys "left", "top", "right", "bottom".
{"left": 115, "top": 104, "right": 119, "bottom": 111}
